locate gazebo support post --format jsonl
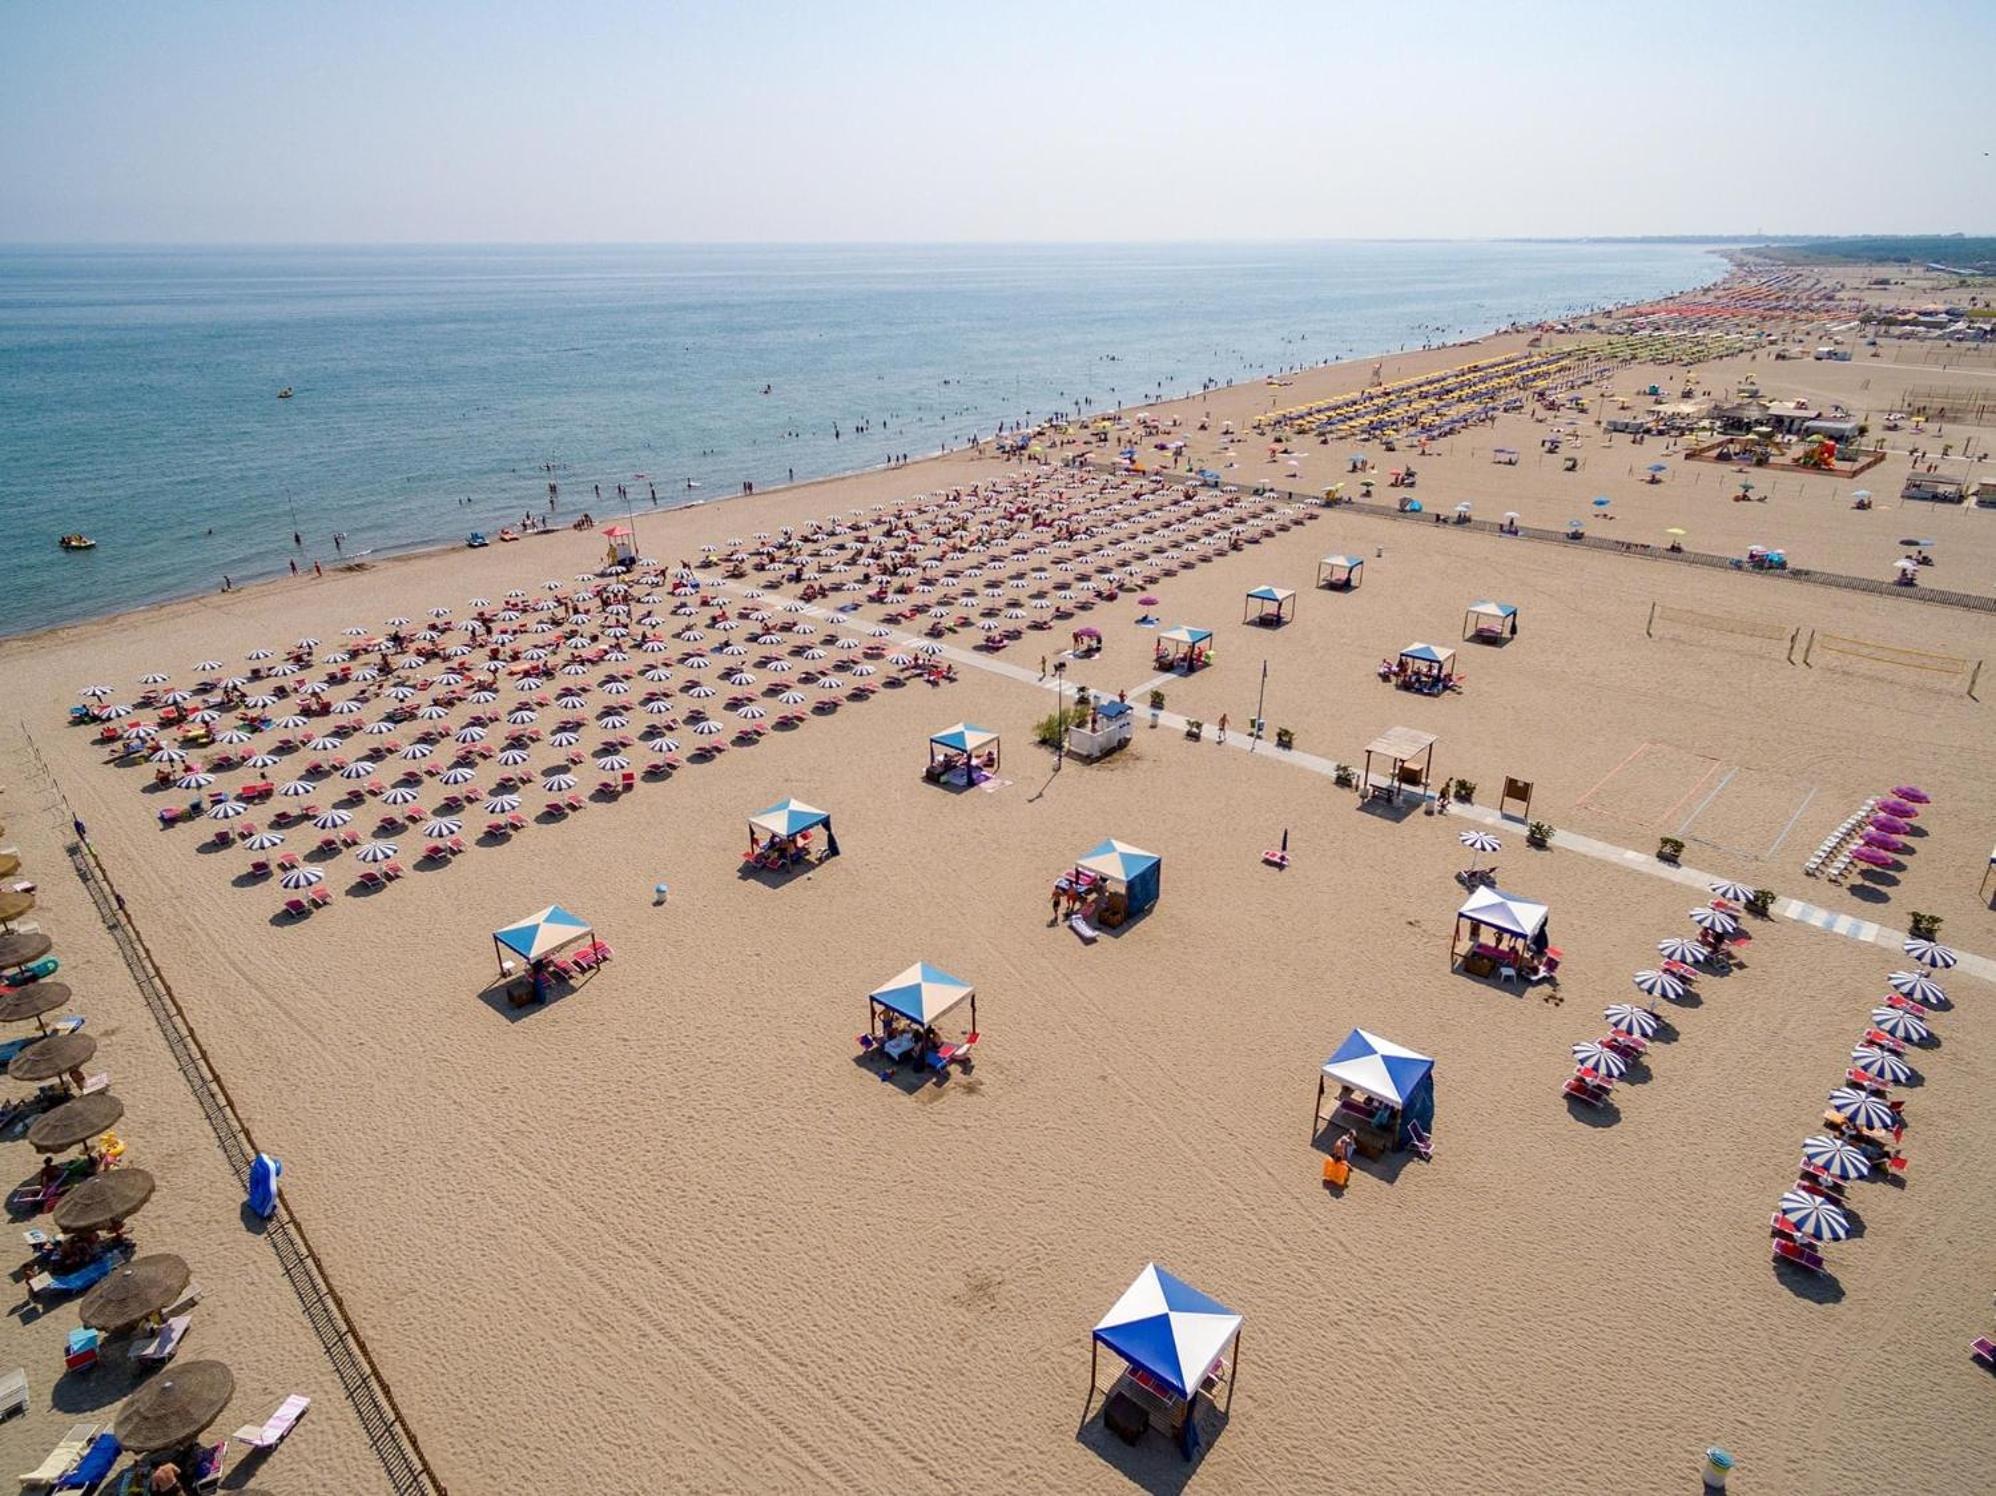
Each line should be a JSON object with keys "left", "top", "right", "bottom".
{"left": 968, "top": 991, "right": 978, "bottom": 1038}
{"left": 1225, "top": 1327, "right": 1241, "bottom": 1414}
{"left": 1313, "top": 1074, "right": 1325, "bottom": 1138}
{"left": 1087, "top": 1338, "right": 1099, "bottom": 1402}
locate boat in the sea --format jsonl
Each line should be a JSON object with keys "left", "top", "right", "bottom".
{"left": 277, "top": 387, "right": 293, "bottom": 399}
{"left": 58, "top": 533, "right": 97, "bottom": 551}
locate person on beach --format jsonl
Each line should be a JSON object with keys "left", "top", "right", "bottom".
{"left": 1217, "top": 713, "right": 1229, "bottom": 743}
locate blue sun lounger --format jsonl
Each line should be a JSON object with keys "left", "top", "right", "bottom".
{"left": 27, "top": 1252, "right": 122, "bottom": 1301}
{"left": 52, "top": 1431, "right": 120, "bottom": 1491}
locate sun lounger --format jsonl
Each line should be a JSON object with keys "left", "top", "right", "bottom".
{"left": 383, "top": 862, "right": 406, "bottom": 880}
{"left": 189, "top": 1438, "right": 226, "bottom": 1492}
{"left": 0, "top": 1367, "right": 26, "bottom": 1422}
{"left": 27, "top": 1252, "right": 122, "bottom": 1300}
{"left": 307, "top": 886, "right": 332, "bottom": 909}
{"left": 128, "top": 1314, "right": 191, "bottom": 1364}
{"left": 281, "top": 898, "right": 310, "bottom": 919}
{"left": 63, "top": 1329, "right": 99, "bottom": 1374}
{"left": 232, "top": 1393, "right": 309, "bottom": 1449}
{"left": 1405, "top": 1119, "right": 1435, "bottom": 1161}
{"left": 1068, "top": 913, "right": 1099, "bottom": 943}
{"left": 1771, "top": 1238, "right": 1826, "bottom": 1275}
{"left": 1562, "top": 1075, "right": 1610, "bottom": 1107}
{"left": 1972, "top": 1337, "right": 1996, "bottom": 1370}
{"left": 50, "top": 1432, "right": 119, "bottom": 1492}
{"left": 17, "top": 1423, "right": 97, "bottom": 1487}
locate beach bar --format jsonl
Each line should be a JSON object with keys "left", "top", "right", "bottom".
{"left": 746, "top": 797, "right": 833, "bottom": 870}
{"left": 1089, "top": 1262, "right": 1241, "bottom": 1461}
{"left": 1318, "top": 554, "right": 1365, "bottom": 590}
{"left": 1154, "top": 626, "right": 1213, "bottom": 673}
{"left": 1462, "top": 600, "right": 1518, "bottom": 643}
{"left": 925, "top": 722, "right": 1000, "bottom": 786}
{"left": 1313, "top": 1027, "right": 1436, "bottom": 1156}
{"left": 1242, "top": 586, "right": 1295, "bottom": 628}
{"left": 1359, "top": 725, "right": 1436, "bottom": 805}
{"left": 1451, "top": 884, "right": 1550, "bottom": 977}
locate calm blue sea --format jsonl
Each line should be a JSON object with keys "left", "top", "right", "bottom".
{"left": 0, "top": 241, "right": 1718, "bottom": 636}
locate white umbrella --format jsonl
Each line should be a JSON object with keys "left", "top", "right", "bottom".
{"left": 312, "top": 809, "right": 352, "bottom": 829}
{"left": 485, "top": 795, "right": 522, "bottom": 814}
{"left": 355, "top": 841, "right": 397, "bottom": 863}
{"left": 1800, "top": 1136, "right": 1871, "bottom": 1181}
{"left": 1656, "top": 936, "right": 1705, "bottom": 964}
{"left": 542, "top": 773, "right": 577, "bottom": 792}
{"left": 1571, "top": 1041, "right": 1626, "bottom": 1079}
{"left": 1631, "top": 969, "right": 1685, "bottom": 1002}
{"left": 1603, "top": 1004, "right": 1660, "bottom": 1038}
{"left": 1885, "top": 971, "right": 1945, "bottom": 1005}
{"left": 438, "top": 767, "right": 477, "bottom": 785}
{"left": 175, "top": 772, "right": 215, "bottom": 790}
{"left": 338, "top": 760, "right": 377, "bottom": 779}
{"left": 1688, "top": 906, "right": 1737, "bottom": 935}
{"left": 280, "top": 867, "right": 325, "bottom": 889}
{"left": 1709, "top": 880, "right": 1754, "bottom": 903}
{"left": 596, "top": 755, "right": 630, "bottom": 771}
{"left": 1869, "top": 1007, "right": 1929, "bottom": 1044}
{"left": 278, "top": 780, "right": 315, "bottom": 797}
{"left": 422, "top": 818, "right": 462, "bottom": 839}
{"left": 207, "top": 800, "right": 247, "bottom": 820}
{"left": 242, "top": 831, "right": 285, "bottom": 851}
{"left": 381, "top": 786, "right": 421, "bottom": 806}
{"left": 1776, "top": 1189, "right": 1849, "bottom": 1242}
{"left": 1902, "top": 938, "right": 1955, "bottom": 970}
{"left": 1850, "top": 1047, "right": 1912, "bottom": 1085}
{"left": 692, "top": 720, "right": 724, "bottom": 735}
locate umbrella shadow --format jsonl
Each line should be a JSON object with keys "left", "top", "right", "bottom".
{"left": 1564, "top": 1094, "right": 1621, "bottom": 1127}
{"left": 1074, "top": 1381, "right": 1229, "bottom": 1493}
{"left": 51, "top": 1352, "right": 151, "bottom": 1414}
{"left": 1772, "top": 1257, "right": 1846, "bottom": 1303}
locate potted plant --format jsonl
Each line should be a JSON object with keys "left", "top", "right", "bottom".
{"left": 1908, "top": 911, "right": 1943, "bottom": 940}
{"left": 1657, "top": 836, "right": 1684, "bottom": 863}
{"left": 1745, "top": 888, "right": 1775, "bottom": 917}
{"left": 1332, "top": 763, "right": 1355, "bottom": 789}
{"left": 1274, "top": 726, "right": 1295, "bottom": 750}
{"left": 1526, "top": 820, "right": 1554, "bottom": 848}
{"left": 1184, "top": 718, "right": 1203, "bottom": 741}
{"left": 1451, "top": 777, "right": 1476, "bottom": 803}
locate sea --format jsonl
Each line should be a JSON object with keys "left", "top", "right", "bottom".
{"left": 0, "top": 240, "right": 1720, "bottom": 637}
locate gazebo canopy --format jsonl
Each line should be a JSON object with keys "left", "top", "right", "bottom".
{"left": 1457, "top": 884, "right": 1548, "bottom": 940}
{"left": 1363, "top": 725, "right": 1437, "bottom": 763}
{"left": 1158, "top": 626, "right": 1213, "bottom": 648}
{"left": 930, "top": 723, "right": 999, "bottom": 756}
{"left": 1322, "top": 1029, "right": 1434, "bottom": 1108}
{"left": 1322, "top": 554, "right": 1364, "bottom": 570}
{"left": 1245, "top": 586, "right": 1293, "bottom": 604}
{"left": 749, "top": 798, "right": 830, "bottom": 838}
{"left": 869, "top": 962, "right": 974, "bottom": 1025}
{"left": 1092, "top": 1263, "right": 1242, "bottom": 1401}
{"left": 1075, "top": 838, "right": 1160, "bottom": 884}
{"left": 1466, "top": 601, "right": 1516, "bottom": 622}
{"left": 1399, "top": 642, "right": 1456, "bottom": 668}
{"left": 493, "top": 904, "right": 592, "bottom": 963}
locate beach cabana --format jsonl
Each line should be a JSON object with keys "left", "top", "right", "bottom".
{"left": 492, "top": 903, "right": 593, "bottom": 974}
{"left": 1359, "top": 725, "right": 1436, "bottom": 804}
{"left": 1451, "top": 884, "right": 1551, "bottom": 976}
{"left": 1089, "top": 1263, "right": 1241, "bottom": 1460}
{"left": 1462, "top": 601, "right": 1518, "bottom": 642}
{"left": 926, "top": 722, "right": 1001, "bottom": 785}
{"left": 867, "top": 961, "right": 976, "bottom": 1042}
{"left": 1242, "top": 586, "right": 1294, "bottom": 628}
{"left": 1066, "top": 838, "right": 1161, "bottom": 927}
{"left": 1154, "top": 626, "right": 1213, "bottom": 673}
{"left": 602, "top": 525, "right": 638, "bottom": 567}
{"left": 1314, "top": 1028, "right": 1436, "bottom": 1153}
{"left": 747, "top": 797, "right": 834, "bottom": 869}
{"left": 1317, "top": 554, "right": 1364, "bottom": 590}
{"left": 1394, "top": 642, "right": 1456, "bottom": 691}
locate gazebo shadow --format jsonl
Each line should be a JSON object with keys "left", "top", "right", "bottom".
{"left": 850, "top": 1050, "right": 960, "bottom": 1096}
{"left": 1074, "top": 1389, "right": 1228, "bottom": 1493}
{"left": 473, "top": 971, "right": 591, "bottom": 1024}
{"left": 1353, "top": 795, "right": 1424, "bottom": 824}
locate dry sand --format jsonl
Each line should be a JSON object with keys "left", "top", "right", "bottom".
{"left": 4, "top": 266, "right": 1994, "bottom": 1495}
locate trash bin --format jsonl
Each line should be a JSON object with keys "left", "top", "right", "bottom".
{"left": 1702, "top": 1447, "right": 1735, "bottom": 1489}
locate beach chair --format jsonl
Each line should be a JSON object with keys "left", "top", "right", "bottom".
{"left": 1771, "top": 1238, "right": 1826, "bottom": 1275}
{"left": 51, "top": 1431, "right": 121, "bottom": 1492}
{"left": 307, "top": 886, "right": 332, "bottom": 909}
{"left": 506, "top": 813, "right": 527, "bottom": 831}
{"left": 281, "top": 898, "right": 310, "bottom": 920}
{"left": 232, "top": 1393, "right": 309, "bottom": 1450}
{"left": 188, "top": 1438, "right": 226, "bottom": 1492}
{"left": 63, "top": 1329, "right": 100, "bottom": 1375}
{"left": 1261, "top": 847, "right": 1290, "bottom": 869}
{"left": 383, "top": 862, "right": 406, "bottom": 881}
{"left": 27, "top": 1253, "right": 123, "bottom": 1301}
{"left": 485, "top": 820, "right": 509, "bottom": 839}
{"left": 247, "top": 859, "right": 271, "bottom": 878}
{"left": 17, "top": 1423, "right": 97, "bottom": 1487}
{"left": 358, "top": 869, "right": 386, "bottom": 890}
{"left": 1405, "top": 1119, "right": 1435, "bottom": 1161}
{"left": 0, "top": 1367, "right": 26, "bottom": 1422}
{"left": 128, "top": 1314, "right": 191, "bottom": 1365}
{"left": 448, "top": 837, "right": 468, "bottom": 856}
{"left": 1562, "top": 1075, "right": 1608, "bottom": 1108}
{"left": 338, "top": 828, "right": 361, "bottom": 848}
{"left": 1972, "top": 1337, "right": 1996, "bottom": 1371}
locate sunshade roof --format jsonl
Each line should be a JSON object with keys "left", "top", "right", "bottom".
{"left": 1364, "top": 725, "right": 1437, "bottom": 760}
{"left": 1245, "top": 586, "right": 1294, "bottom": 603}
{"left": 1457, "top": 884, "right": 1549, "bottom": 940}
{"left": 1158, "top": 626, "right": 1213, "bottom": 646}
{"left": 494, "top": 904, "right": 592, "bottom": 960}
{"left": 868, "top": 962, "right": 974, "bottom": 1024}
{"left": 1322, "top": 554, "right": 1364, "bottom": 568}
{"left": 1075, "top": 838, "right": 1160, "bottom": 882}
{"left": 1322, "top": 1028, "right": 1434, "bottom": 1108}
{"left": 1399, "top": 642, "right": 1456, "bottom": 664}
{"left": 1466, "top": 601, "right": 1516, "bottom": 619}
{"left": 1093, "top": 1263, "right": 1241, "bottom": 1401}
{"left": 749, "top": 797, "right": 829, "bottom": 837}
{"left": 930, "top": 723, "right": 999, "bottom": 754}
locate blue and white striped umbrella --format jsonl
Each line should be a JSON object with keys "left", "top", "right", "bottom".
{"left": 1631, "top": 969, "right": 1685, "bottom": 1001}
{"left": 381, "top": 786, "right": 421, "bottom": 806}
{"left": 1850, "top": 1047, "right": 1912, "bottom": 1085}
{"left": 1570, "top": 1041, "right": 1626, "bottom": 1079}
{"left": 1828, "top": 1088, "right": 1897, "bottom": 1131}
{"left": 542, "top": 773, "right": 577, "bottom": 792}
{"left": 244, "top": 754, "right": 279, "bottom": 769}
{"left": 1885, "top": 971, "right": 1945, "bottom": 1005}
{"left": 175, "top": 772, "right": 215, "bottom": 790}
{"left": 207, "top": 800, "right": 247, "bottom": 820}
{"left": 1603, "top": 1004, "right": 1659, "bottom": 1038}
{"left": 1712, "top": 880, "right": 1755, "bottom": 903}
{"left": 1902, "top": 938, "right": 1955, "bottom": 970}
{"left": 313, "top": 809, "right": 352, "bottom": 829}
{"left": 242, "top": 831, "right": 285, "bottom": 851}
{"left": 1800, "top": 1136, "right": 1871, "bottom": 1181}
{"left": 278, "top": 780, "right": 315, "bottom": 797}
{"left": 692, "top": 719, "right": 724, "bottom": 735}
{"left": 339, "top": 760, "right": 376, "bottom": 779}
{"left": 1688, "top": 906, "right": 1738, "bottom": 935}
{"left": 422, "top": 818, "right": 462, "bottom": 839}
{"left": 1869, "top": 1007, "right": 1930, "bottom": 1044}
{"left": 438, "top": 767, "right": 477, "bottom": 785}
{"left": 355, "top": 841, "right": 397, "bottom": 863}
{"left": 1777, "top": 1189, "right": 1850, "bottom": 1242}
{"left": 484, "top": 795, "right": 521, "bottom": 814}
{"left": 279, "top": 866, "right": 324, "bottom": 890}
{"left": 496, "top": 749, "right": 531, "bottom": 766}
{"left": 307, "top": 736, "right": 343, "bottom": 752}
{"left": 1656, "top": 935, "right": 1704, "bottom": 964}
{"left": 596, "top": 755, "right": 630, "bottom": 771}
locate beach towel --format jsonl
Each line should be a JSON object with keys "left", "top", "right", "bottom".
{"left": 1068, "top": 914, "right": 1099, "bottom": 944}
{"left": 248, "top": 1151, "right": 282, "bottom": 1218}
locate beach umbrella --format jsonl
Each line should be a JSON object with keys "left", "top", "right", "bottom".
{"left": 1849, "top": 847, "right": 1894, "bottom": 869}
{"left": 1688, "top": 906, "right": 1737, "bottom": 935}
{"left": 280, "top": 867, "right": 324, "bottom": 889}
{"left": 1776, "top": 1189, "right": 1849, "bottom": 1243}
{"left": 278, "top": 780, "right": 314, "bottom": 797}
{"left": 1885, "top": 971, "right": 1944, "bottom": 1005}
{"left": 7, "top": 1030, "right": 96, "bottom": 1083}
{"left": 1603, "top": 1004, "right": 1660, "bottom": 1038}
{"left": 735, "top": 704, "right": 766, "bottom": 719}
{"left": 595, "top": 755, "right": 629, "bottom": 771}
{"left": 355, "top": 841, "right": 397, "bottom": 863}
{"left": 115, "top": 1359, "right": 236, "bottom": 1453}
{"left": 454, "top": 726, "right": 487, "bottom": 744}
{"left": 1903, "top": 938, "right": 1954, "bottom": 970}
{"left": 1801, "top": 1135, "right": 1871, "bottom": 1181}
{"left": 80, "top": 1252, "right": 192, "bottom": 1333}
{"left": 338, "top": 760, "right": 376, "bottom": 779}
{"left": 28, "top": 1090, "right": 123, "bottom": 1152}
{"left": 1829, "top": 1088, "right": 1897, "bottom": 1131}
{"left": 1458, "top": 830, "right": 1501, "bottom": 859}
{"left": 244, "top": 754, "right": 280, "bottom": 769}
{"left": 398, "top": 744, "right": 433, "bottom": 762}
{"left": 1851, "top": 1047, "right": 1912, "bottom": 1085}
{"left": 484, "top": 794, "right": 521, "bottom": 814}
{"left": 692, "top": 720, "right": 724, "bottom": 735}
{"left": 206, "top": 800, "right": 247, "bottom": 821}
{"left": 598, "top": 713, "right": 629, "bottom": 729}
{"left": 311, "top": 809, "right": 351, "bottom": 830}
{"left": 273, "top": 714, "right": 308, "bottom": 729}
{"left": 305, "top": 735, "right": 343, "bottom": 752}
{"left": 438, "top": 767, "right": 477, "bottom": 785}
{"left": 194, "top": 659, "right": 224, "bottom": 671}
{"left": 778, "top": 691, "right": 807, "bottom": 705}
{"left": 149, "top": 747, "right": 187, "bottom": 764}
{"left": 1709, "top": 880, "right": 1754, "bottom": 904}
{"left": 242, "top": 831, "right": 285, "bottom": 851}
{"left": 52, "top": 1167, "right": 155, "bottom": 1234}
{"left": 1571, "top": 1041, "right": 1626, "bottom": 1079}
{"left": 1631, "top": 968, "right": 1685, "bottom": 1002}
{"left": 1890, "top": 786, "right": 1930, "bottom": 804}
{"left": 1860, "top": 832, "right": 1908, "bottom": 853}
{"left": 380, "top": 786, "right": 421, "bottom": 807}
{"left": 360, "top": 721, "right": 394, "bottom": 736}
{"left": 685, "top": 684, "right": 716, "bottom": 699}
{"left": 0, "top": 980, "right": 72, "bottom": 1030}
{"left": 548, "top": 730, "right": 580, "bottom": 747}
{"left": 542, "top": 773, "right": 577, "bottom": 792}
{"left": 1870, "top": 1007, "right": 1930, "bottom": 1044}
{"left": 175, "top": 772, "right": 215, "bottom": 790}
{"left": 1868, "top": 815, "right": 1911, "bottom": 835}
{"left": 495, "top": 749, "right": 531, "bottom": 766}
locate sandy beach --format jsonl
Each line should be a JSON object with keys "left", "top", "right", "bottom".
{"left": 5, "top": 260, "right": 1995, "bottom": 1495}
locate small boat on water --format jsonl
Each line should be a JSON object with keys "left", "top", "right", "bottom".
{"left": 466, "top": 531, "right": 489, "bottom": 548}
{"left": 58, "top": 533, "right": 97, "bottom": 551}
{"left": 277, "top": 387, "right": 293, "bottom": 399}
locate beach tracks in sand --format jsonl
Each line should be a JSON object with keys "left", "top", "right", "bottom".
{"left": 1577, "top": 741, "right": 1816, "bottom": 861}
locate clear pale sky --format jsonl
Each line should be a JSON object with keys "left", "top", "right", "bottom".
{"left": 4, "top": 0, "right": 1990, "bottom": 243}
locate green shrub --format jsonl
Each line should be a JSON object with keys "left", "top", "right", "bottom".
{"left": 1033, "top": 705, "right": 1087, "bottom": 747}
{"left": 1450, "top": 778, "right": 1476, "bottom": 803}
{"left": 1184, "top": 719, "right": 1204, "bottom": 741}
{"left": 1332, "top": 763, "right": 1355, "bottom": 788}
{"left": 1148, "top": 688, "right": 1166, "bottom": 710}
{"left": 1527, "top": 820, "right": 1554, "bottom": 847}
{"left": 1274, "top": 727, "right": 1295, "bottom": 750}
{"left": 1657, "top": 836, "right": 1684, "bottom": 861}
{"left": 1908, "top": 910, "right": 1943, "bottom": 940}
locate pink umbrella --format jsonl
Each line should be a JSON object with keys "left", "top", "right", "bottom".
{"left": 1890, "top": 786, "right": 1930, "bottom": 804}
{"left": 1849, "top": 846, "right": 1895, "bottom": 867}
{"left": 1138, "top": 595, "right": 1160, "bottom": 606}
{"left": 1877, "top": 799, "right": 1919, "bottom": 818}
{"left": 1862, "top": 832, "right": 1910, "bottom": 853}
{"left": 1869, "top": 815, "right": 1912, "bottom": 835}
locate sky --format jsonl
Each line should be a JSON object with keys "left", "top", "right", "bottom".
{"left": 3, "top": 0, "right": 1991, "bottom": 243}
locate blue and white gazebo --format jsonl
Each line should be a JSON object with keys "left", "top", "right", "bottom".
{"left": 1090, "top": 1262, "right": 1242, "bottom": 1459}
{"left": 1155, "top": 626, "right": 1214, "bottom": 673}
{"left": 1462, "top": 600, "right": 1518, "bottom": 642}
{"left": 1314, "top": 1028, "right": 1436, "bottom": 1149}
{"left": 1318, "top": 553, "right": 1364, "bottom": 590}
{"left": 1243, "top": 585, "right": 1295, "bottom": 627}
{"left": 747, "top": 797, "right": 834, "bottom": 866}
{"left": 492, "top": 903, "right": 593, "bottom": 972}
{"left": 1073, "top": 838, "right": 1162, "bottom": 921}
{"left": 867, "top": 961, "right": 976, "bottom": 1036}
{"left": 928, "top": 723, "right": 1001, "bottom": 779}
